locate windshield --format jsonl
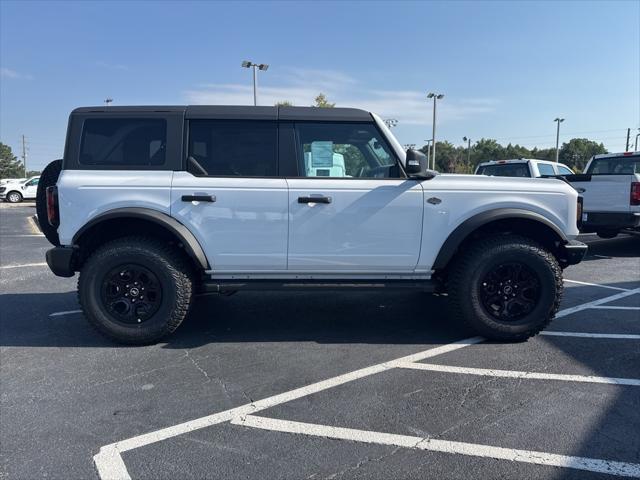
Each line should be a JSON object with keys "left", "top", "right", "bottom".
{"left": 586, "top": 156, "right": 640, "bottom": 175}
{"left": 476, "top": 163, "right": 530, "bottom": 177}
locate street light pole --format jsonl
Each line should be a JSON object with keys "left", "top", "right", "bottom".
{"left": 427, "top": 93, "right": 444, "bottom": 170}
{"left": 424, "top": 139, "right": 432, "bottom": 170}
{"left": 463, "top": 136, "right": 471, "bottom": 166}
{"left": 554, "top": 117, "right": 564, "bottom": 163}
{"left": 242, "top": 61, "right": 269, "bottom": 106}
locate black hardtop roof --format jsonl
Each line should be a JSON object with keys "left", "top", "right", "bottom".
{"left": 71, "top": 105, "right": 373, "bottom": 122}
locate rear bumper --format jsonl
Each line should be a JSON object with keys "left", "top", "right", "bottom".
{"left": 582, "top": 212, "right": 640, "bottom": 231}
{"left": 559, "top": 240, "right": 588, "bottom": 266}
{"left": 45, "top": 246, "right": 76, "bottom": 277}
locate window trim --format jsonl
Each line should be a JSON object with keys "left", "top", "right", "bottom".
{"left": 290, "top": 121, "right": 406, "bottom": 180}
{"left": 185, "top": 119, "right": 280, "bottom": 178}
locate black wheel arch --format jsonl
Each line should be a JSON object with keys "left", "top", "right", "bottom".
{"left": 432, "top": 209, "right": 569, "bottom": 271}
{"left": 72, "top": 208, "right": 210, "bottom": 271}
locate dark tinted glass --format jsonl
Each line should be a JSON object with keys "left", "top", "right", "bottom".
{"left": 80, "top": 118, "right": 166, "bottom": 166}
{"left": 188, "top": 120, "right": 277, "bottom": 176}
{"left": 477, "top": 163, "right": 530, "bottom": 177}
{"left": 586, "top": 156, "right": 640, "bottom": 175}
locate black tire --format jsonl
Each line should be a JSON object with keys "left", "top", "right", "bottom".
{"left": 6, "top": 190, "right": 23, "bottom": 203}
{"left": 447, "top": 234, "right": 563, "bottom": 341}
{"left": 596, "top": 229, "right": 618, "bottom": 239}
{"left": 36, "top": 159, "right": 62, "bottom": 246}
{"left": 78, "top": 236, "right": 194, "bottom": 345}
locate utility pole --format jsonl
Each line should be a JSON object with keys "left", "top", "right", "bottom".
{"left": 626, "top": 128, "right": 630, "bottom": 151}
{"left": 427, "top": 93, "right": 444, "bottom": 170}
{"left": 21, "top": 135, "right": 27, "bottom": 177}
{"left": 635, "top": 129, "right": 640, "bottom": 151}
{"left": 554, "top": 118, "right": 564, "bottom": 163}
{"left": 463, "top": 136, "right": 472, "bottom": 166}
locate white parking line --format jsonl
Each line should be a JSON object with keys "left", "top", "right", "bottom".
{"left": 541, "top": 331, "right": 640, "bottom": 340}
{"left": 49, "top": 310, "right": 82, "bottom": 317}
{"left": 564, "top": 279, "right": 631, "bottom": 292}
{"left": 589, "top": 306, "right": 639, "bottom": 311}
{"left": 93, "top": 337, "right": 484, "bottom": 480}
{"left": 555, "top": 288, "right": 640, "bottom": 318}
{"left": 0, "top": 262, "right": 47, "bottom": 269}
{"left": 232, "top": 415, "right": 640, "bottom": 478}
{"left": 398, "top": 362, "right": 640, "bottom": 387}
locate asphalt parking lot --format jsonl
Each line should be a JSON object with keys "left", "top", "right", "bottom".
{"left": 1, "top": 202, "right": 639, "bottom": 480}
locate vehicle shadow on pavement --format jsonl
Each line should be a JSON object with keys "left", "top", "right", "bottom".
{"left": 0, "top": 290, "right": 472, "bottom": 348}
{"left": 580, "top": 234, "right": 639, "bottom": 261}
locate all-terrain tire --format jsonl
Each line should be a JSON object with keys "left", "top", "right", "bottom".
{"left": 447, "top": 234, "right": 563, "bottom": 341}
{"left": 78, "top": 236, "right": 194, "bottom": 345}
{"left": 36, "top": 159, "right": 62, "bottom": 246}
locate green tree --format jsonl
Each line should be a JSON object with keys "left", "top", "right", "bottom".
{"left": 558, "top": 138, "right": 607, "bottom": 171}
{"left": 313, "top": 93, "right": 335, "bottom": 108}
{"left": 275, "top": 100, "right": 294, "bottom": 107}
{"left": 0, "top": 142, "right": 23, "bottom": 178}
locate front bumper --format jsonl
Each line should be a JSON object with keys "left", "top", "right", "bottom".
{"left": 46, "top": 246, "right": 76, "bottom": 277}
{"left": 559, "top": 240, "right": 588, "bottom": 266}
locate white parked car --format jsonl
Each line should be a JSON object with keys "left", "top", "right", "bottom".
{"left": 37, "top": 105, "right": 586, "bottom": 345}
{"left": 0, "top": 176, "right": 40, "bottom": 203}
{"left": 475, "top": 158, "right": 574, "bottom": 178}
{"left": 567, "top": 151, "right": 640, "bottom": 238}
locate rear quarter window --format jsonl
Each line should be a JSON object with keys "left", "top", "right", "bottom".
{"left": 79, "top": 118, "right": 167, "bottom": 166}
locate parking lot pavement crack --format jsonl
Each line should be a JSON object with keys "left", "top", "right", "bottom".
{"left": 324, "top": 445, "right": 408, "bottom": 480}
{"left": 184, "top": 350, "right": 212, "bottom": 385}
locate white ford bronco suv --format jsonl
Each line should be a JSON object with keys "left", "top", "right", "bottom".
{"left": 38, "top": 106, "right": 587, "bottom": 345}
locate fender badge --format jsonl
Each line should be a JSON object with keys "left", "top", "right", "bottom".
{"left": 427, "top": 197, "right": 442, "bottom": 205}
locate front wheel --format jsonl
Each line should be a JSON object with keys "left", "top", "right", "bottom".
{"left": 78, "top": 236, "right": 194, "bottom": 344}
{"left": 447, "top": 235, "right": 563, "bottom": 341}
{"left": 6, "top": 191, "right": 23, "bottom": 203}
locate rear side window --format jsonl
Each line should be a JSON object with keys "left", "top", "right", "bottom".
{"left": 537, "top": 163, "right": 556, "bottom": 176}
{"left": 586, "top": 156, "right": 640, "bottom": 175}
{"left": 476, "top": 164, "right": 530, "bottom": 177}
{"left": 80, "top": 118, "right": 167, "bottom": 166}
{"left": 187, "top": 120, "right": 277, "bottom": 176}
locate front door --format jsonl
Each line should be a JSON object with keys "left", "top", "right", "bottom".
{"left": 286, "top": 122, "right": 424, "bottom": 273}
{"left": 171, "top": 119, "right": 288, "bottom": 273}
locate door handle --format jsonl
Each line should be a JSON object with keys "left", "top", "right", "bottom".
{"left": 298, "top": 195, "right": 332, "bottom": 204}
{"left": 182, "top": 194, "right": 216, "bottom": 202}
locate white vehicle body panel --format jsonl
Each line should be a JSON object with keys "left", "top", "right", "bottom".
{"left": 57, "top": 170, "right": 173, "bottom": 245}
{"left": 286, "top": 178, "right": 423, "bottom": 272}
{"left": 572, "top": 174, "right": 640, "bottom": 214}
{"left": 171, "top": 171, "right": 288, "bottom": 272}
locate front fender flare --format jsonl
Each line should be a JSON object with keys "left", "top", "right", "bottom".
{"left": 73, "top": 207, "right": 210, "bottom": 270}
{"left": 432, "top": 208, "right": 568, "bottom": 270}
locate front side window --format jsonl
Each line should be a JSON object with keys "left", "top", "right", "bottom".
{"left": 537, "top": 163, "right": 556, "bottom": 176}
{"left": 557, "top": 165, "right": 574, "bottom": 175}
{"left": 80, "top": 118, "right": 167, "bottom": 166}
{"left": 25, "top": 178, "right": 39, "bottom": 186}
{"left": 188, "top": 120, "right": 277, "bottom": 176}
{"left": 295, "top": 122, "right": 401, "bottom": 178}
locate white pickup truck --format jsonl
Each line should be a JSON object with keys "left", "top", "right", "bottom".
{"left": 568, "top": 152, "right": 640, "bottom": 238}
{"left": 36, "top": 105, "right": 586, "bottom": 345}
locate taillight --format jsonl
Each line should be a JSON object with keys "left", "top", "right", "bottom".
{"left": 46, "top": 186, "right": 59, "bottom": 227}
{"left": 577, "top": 196, "right": 583, "bottom": 228}
{"left": 631, "top": 182, "right": 640, "bottom": 206}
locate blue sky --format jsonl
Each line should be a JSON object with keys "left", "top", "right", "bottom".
{"left": 1, "top": 0, "right": 638, "bottom": 171}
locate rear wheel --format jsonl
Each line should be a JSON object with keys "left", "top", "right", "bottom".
{"left": 78, "top": 236, "right": 194, "bottom": 344}
{"left": 6, "top": 191, "right": 22, "bottom": 203}
{"left": 447, "top": 235, "right": 562, "bottom": 341}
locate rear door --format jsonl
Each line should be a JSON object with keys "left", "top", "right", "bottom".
{"left": 171, "top": 113, "right": 288, "bottom": 273}
{"left": 285, "top": 121, "right": 423, "bottom": 273}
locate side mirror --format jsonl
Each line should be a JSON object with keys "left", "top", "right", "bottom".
{"left": 405, "top": 148, "right": 437, "bottom": 179}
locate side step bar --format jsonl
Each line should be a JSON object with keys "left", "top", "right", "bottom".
{"left": 198, "top": 279, "right": 438, "bottom": 294}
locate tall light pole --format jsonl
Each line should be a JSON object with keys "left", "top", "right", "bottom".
{"left": 427, "top": 93, "right": 444, "bottom": 169}
{"left": 242, "top": 60, "right": 269, "bottom": 106}
{"left": 104, "top": 98, "right": 113, "bottom": 107}
{"left": 554, "top": 117, "right": 564, "bottom": 163}
{"left": 384, "top": 118, "right": 398, "bottom": 129}
{"left": 463, "top": 136, "right": 472, "bottom": 166}
{"left": 424, "top": 139, "right": 432, "bottom": 170}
